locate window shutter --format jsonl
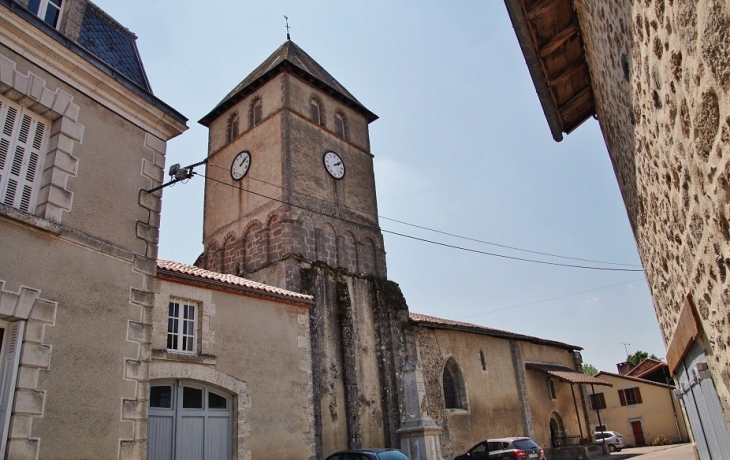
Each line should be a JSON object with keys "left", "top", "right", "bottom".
{"left": 599, "top": 392, "right": 606, "bottom": 409}
{"left": 0, "top": 98, "right": 48, "bottom": 213}
{"left": 634, "top": 387, "right": 642, "bottom": 404}
{"left": 0, "top": 321, "right": 25, "bottom": 459}
{"left": 618, "top": 389, "right": 626, "bottom": 406}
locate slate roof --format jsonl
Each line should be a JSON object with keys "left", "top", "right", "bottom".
{"left": 200, "top": 40, "right": 377, "bottom": 126}
{"left": 525, "top": 362, "right": 612, "bottom": 386}
{"left": 409, "top": 312, "right": 581, "bottom": 351}
{"left": 157, "top": 260, "right": 314, "bottom": 303}
{"left": 76, "top": 2, "right": 151, "bottom": 91}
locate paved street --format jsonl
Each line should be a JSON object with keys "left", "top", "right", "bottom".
{"left": 601, "top": 443, "right": 695, "bottom": 460}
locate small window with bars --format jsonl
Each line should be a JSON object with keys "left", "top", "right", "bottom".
{"left": 0, "top": 96, "right": 49, "bottom": 214}
{"left": 249, "top": 97, "right": 263, "bottom": 129}
{"left": 167, "top": 299, "right": 197, "bottom": 353}
{"left": 310, "top": 98, "right": 322, "bottom": 125}
{"left": 334, "top": 111, "right": 347, "bottom": 140}
{"left": 226, "top": 112, "right": 239, "bottom": 144}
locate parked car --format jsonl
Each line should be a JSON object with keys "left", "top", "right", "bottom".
{"left": 594, "top": 431, "right": 625, "bottom": 452}
{"left": 324, "top": 448, "right": 410, "bottom": 460}
{"left": 454, "top": 437, "right": 547, "bottom": 460}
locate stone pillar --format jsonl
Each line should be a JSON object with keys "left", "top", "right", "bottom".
{"left": 396, "top": 360, "right": 443, "bottom": 460}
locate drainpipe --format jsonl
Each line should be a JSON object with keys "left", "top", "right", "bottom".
{"left": 666, "top": 376, "right": 683, "bottom": 443}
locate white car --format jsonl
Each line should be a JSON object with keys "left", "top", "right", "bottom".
{"left": 594, "top": 431, "right": 625, "bottom": 452}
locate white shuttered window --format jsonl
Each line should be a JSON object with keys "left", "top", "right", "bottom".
{"left": 0, "top": 96, "right": 49, "bottom": 214}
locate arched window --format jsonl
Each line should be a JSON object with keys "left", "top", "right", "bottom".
{"left": 310, "top": 96, "right": 325, "bottom": 126}
{"left": 548, "top": 378, "right": 557, "bottom": 400}
{"left": 226, "top": 112, "right": 239, "bottom": 144}
{"left": 443, "top": 358, "right": 467, "bottom": 410}
{"left": 334, "top": 110, "right": 348, "bottom": 140}
{"left": 248, "top": 96, "right": 263, "bottom": 128}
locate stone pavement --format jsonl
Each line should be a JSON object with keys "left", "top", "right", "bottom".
{"left": 592, "top": 443, "right": 695, "bottom": 460}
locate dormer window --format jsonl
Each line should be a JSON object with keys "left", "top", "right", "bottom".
{"left": 27, "top": 0, "right": 63, "bottom": 28}
{"left": 248, "top": 97, "right": 263, "bottom": 129}
{"left": 334, "top": 111, "right": 348, "bottom": 140}
{"left": 310, "top": 96, "right": 325, "bottom": 126}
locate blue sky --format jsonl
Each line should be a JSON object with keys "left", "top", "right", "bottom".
{"left": 93, "top": 0, "right": 666, "bottom": 372}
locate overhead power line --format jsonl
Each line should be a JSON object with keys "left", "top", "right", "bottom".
{"left": 456, "top": 278, "right": 645, "bottom": 319}
{"left": 196, "top": 171, "right": 644, "bottom": 272}
{"left": 206, "top": 162, "right": 641, "bottom": 269}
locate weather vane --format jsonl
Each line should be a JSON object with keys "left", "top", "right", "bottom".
{"left": 284, "top": 15, "right": 291, "bottom": 41}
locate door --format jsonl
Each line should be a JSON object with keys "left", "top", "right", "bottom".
{"left": 630, "top": 420, "right": 645, "bottom": 446}
{"left": 0, "top": 321, "right": 24, "bottom": 459}
{"left": 676, "top": 342, "right": 730, "bottom": 460}
{"left": 148, "top": 380, "right": 232, "bottom": 460}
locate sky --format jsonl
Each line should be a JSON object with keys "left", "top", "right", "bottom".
{"left": 92, "top": 0, "right": 666, "bottom": 373}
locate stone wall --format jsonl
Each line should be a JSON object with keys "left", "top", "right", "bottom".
{"left": 573, "top": 0, "right": 730, "bottom": 426}
{"left": 198, "top": 204, "right": 387, "bottom": 281}
{"left": 299, "top": 264, "right": 408, "bottom": 458}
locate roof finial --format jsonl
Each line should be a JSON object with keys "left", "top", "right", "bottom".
{"left": 284, "top": 15, "right": 291, "bottom": 41}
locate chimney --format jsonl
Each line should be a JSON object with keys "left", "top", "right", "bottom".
{"left": 616, "top": 362, "right": 631, "bottom": 375}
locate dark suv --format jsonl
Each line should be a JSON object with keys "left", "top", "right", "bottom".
{"left": 455, "top": 437, "right": 546, "bottom": 460}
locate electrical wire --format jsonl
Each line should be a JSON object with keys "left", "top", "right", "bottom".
{"left": 206, "top": 162, "right": 642, "bottom": 268}
{"left": 195, "top": 171, "right": 644, "bottom": 272}
{"left": 456, "top": 278, "right": 646, "bottom": 319}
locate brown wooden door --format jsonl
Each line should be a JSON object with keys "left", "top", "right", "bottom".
{"left": 631, "top": 420, "right": 645, "bottom": 445}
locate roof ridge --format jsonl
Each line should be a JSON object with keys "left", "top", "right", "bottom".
{"left": 200, "top": 40, "right": 377, "bottom": 126}
{"left": 595, "top": 370, "right": 674, "bottom": 388}
{"left": 409, "top": 312, "right": 581, "bottom": 350}
{"left": 156, "top": 259, "right": 313, "bottom": 302}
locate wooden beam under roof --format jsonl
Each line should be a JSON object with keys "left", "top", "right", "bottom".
{"left": 526, "top": 0, "right": 561, "bottom": 20}
{"left": 539, "top": 24, "right": 578, "bottom": 57}
{"left": 557, "top": 87, "right": 592, "bottom": 120}
{"left": 548, "top": 60, "right": 585, "bottom": 88}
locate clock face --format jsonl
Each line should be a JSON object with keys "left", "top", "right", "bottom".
{"left": 323, "top": 151, "right": 345, "bottom": 179}
{"left": 231, "top": 151, "right": 251, "bottom": 180}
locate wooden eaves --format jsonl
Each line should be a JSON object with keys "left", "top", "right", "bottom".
{"left": 504, "top": 0, "right": 595, "bottom": 142}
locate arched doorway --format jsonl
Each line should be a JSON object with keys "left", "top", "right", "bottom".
{"left": 549, "top": 412, "right": 566, "bottom": 447}
{"left": 147, "top": 380, "right": 233, "bottom": 460}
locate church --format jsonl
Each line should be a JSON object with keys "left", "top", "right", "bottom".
{"left": 0, "top": 1, "right": 606, "bottom": 459}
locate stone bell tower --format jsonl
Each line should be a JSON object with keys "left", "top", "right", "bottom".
{"left": 197, "top": 40, "right": 410, "bottom": 458}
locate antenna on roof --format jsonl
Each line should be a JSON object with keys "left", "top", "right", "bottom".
{"left": 620, "top": 342, "right": 631, "bottom": 359}
{"left": 284, "top": 15, "right": 291, "bottom": 41}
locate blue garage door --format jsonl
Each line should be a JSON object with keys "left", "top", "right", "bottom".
{"left": 675, "top": 342, "right": 730, "bottom": 460}
{"left": 148, "top": 380, "right": 232, "bottom": 460}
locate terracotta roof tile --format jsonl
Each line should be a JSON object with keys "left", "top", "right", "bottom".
{"left": 409, "top": 312, "right": 582, "bottom": 350}
{"left": 594, "top": 370, "right": 675, "bottom": 389}
{"left": 525, "top": 362, "right": 612, "bottom": 386}
{"left": 626, "top": 358, "right": 664, "bottom": 376}
{"left": 156, "top": 260, "right": 313, "bottom": 302}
